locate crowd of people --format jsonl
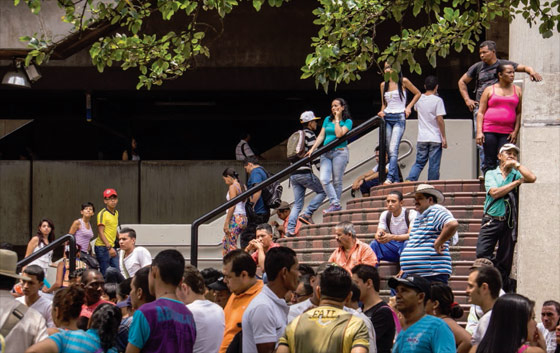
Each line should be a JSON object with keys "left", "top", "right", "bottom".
{"left": 0, "top": 40, "right": 555, "bottom": 353}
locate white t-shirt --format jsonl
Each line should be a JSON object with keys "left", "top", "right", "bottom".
{"left": 16, "top": 295, "right": 54, "bottom": 328}
{"left": 415, "top": 94, "right": 446, "bottom": 143}
{"left": 378, "top": 208, "right": 418, "bottom": 236}
{"left": 471, "top": 309, "right": 492, "bottom": 345}
{"left": 187, "top": 299, "right": 225, "bottom": 353}
{"left": 537, "top": 322, "right": 557, "bottom": 353}
{"left": 120, "top": 246, "right": 152, "bottom": 279}
{"left": 242, "top": 285, "right": 289, "bottom": 353}
{"left": 287, "top": 298, "right": 313, "bottom": 323}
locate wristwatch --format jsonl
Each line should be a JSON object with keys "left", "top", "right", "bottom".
{"left": 515, "top": 162, "right": 521, "bottom": 169}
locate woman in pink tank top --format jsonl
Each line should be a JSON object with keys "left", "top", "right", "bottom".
{"left": 476, "top": 63, "right": 523, "bottom": 174}
{"left": 68, "top": 202, "right": 95, "bottom": 254}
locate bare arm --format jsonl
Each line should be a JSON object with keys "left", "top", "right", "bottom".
{"left": 306, "top": 128, "right": 326, "bottom": 156}
{"left": 25, "top": 237, "right": 39, "bottom": 258}
{"left": 436, "top": 115, "right": 447, "bottom": 148}
{"left": 25, "top": 339, "right": 59, "bottom": 353}
{"left": 350, "top": 346, "right": 368, "bottom": 353}
{"left": 97, "top": 224, "right": 117, "bottom": 258}
{"left": 256, "top": 342, "right": 276, "bottom": 353}
{"left": 224, "top": 185, "right": 238, "bottom": 233}
{"left": 250, "top": 190, "right": 262, "bottom": 204}
{"left": 434, "top": 220, "right": 459, "bottom": 254}
{"left": 476, "top": 86, "right": 491, "bottom": 146}
{"left": 334, "top": 120, "right": 350, "bottom": 138}
{"left": 509, "top": 85, "right": 522, "bottom": 144}
{"left": 122, "top": 150, "right": 129, "bottom": 161}
{"left": 458, "top": 73, "right": 477, "bottom": 111}
{"left": 378, "top": 82, "right": 386, "bottom": 117}
{"left": 488, "top": 163, "right": 536, "bottom": 199}
{"left": 125, "top": 343, "right": 142, "bottom": 353}
{"left": 352, "top": 170, "right": 375, "bottom": 190}
{"left": 43, "top": 261, "right": 64, "bottom": 294}
{"left": 516, "top": 64, "right": 543, "bottom": 81}
{"left": 275, "top": 345, "right": 289, "bottom": 353}
{"left": 447, "top": 319, "right": 472, "bottom": 353}
{"left": 68, "top": 219, "right": 80, "bottom": 235}
{"left": 403, "top": 77, "right": 421, "bottom": 117}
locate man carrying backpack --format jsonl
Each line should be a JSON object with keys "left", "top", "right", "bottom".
{"left": 370, "top": 190, "right": 417, "bottom": 264}
{"left": 241, "top": 156, "right": 272, "bottom": 249}
{"left": 285, "top": 111, "right": 326, "bottom": 237}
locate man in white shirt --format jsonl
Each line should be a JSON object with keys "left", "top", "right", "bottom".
{"left": 407, "top": 75, "right": 447, "bottom": 181}
{"left": 370, "top": 190, "right": 417, "bottom": 263}
{"left": 16, "top": 265, "right": 54, "bottom": 328}
{"left": 0, "top": 249, "right": 48, "bottom": 353}
{"left": 537, "top": 300, "right": 560, "bottom": 353}
{"left": 235, "top": 132, "right": 256, "bottom": 161}
{"left": 177, "top": 265, "right": 225, "bottom": 353}
{"left": 466, "top": 265, "right": 502, "bottom": 345}
{"left": 118, "top": 228, "right": 152, "bottom": 279}
{"left": 242, "top": 247, "right": 300, "bottom": 353}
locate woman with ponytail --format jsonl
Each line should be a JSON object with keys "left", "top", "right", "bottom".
{"left": 426, "top": 282, "right": 472, "bottom": 353}
{"left": 26, "top": 302, "right": 121, "bottom": 353}
{"left": 47, "top": 286, "right": 85, "bottom": 335}
{"left": 377, "top": 62, "right": 421, "bottom": 184}
{"left": 222, "top": 167, "right": 248, "bottom": 255}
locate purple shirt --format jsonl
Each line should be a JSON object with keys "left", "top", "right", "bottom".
{"left": 128, "top": 297, "right": 196, "bottom": 353}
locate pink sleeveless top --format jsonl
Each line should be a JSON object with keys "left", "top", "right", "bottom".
{"left": 74, "top": 218, "right": 94, "bottom": 252}
{"left": 483, "top": 85, "right": 519, "bottom": 134}
{"left": 517, "top": 344, "right": 529, "bottom": 353}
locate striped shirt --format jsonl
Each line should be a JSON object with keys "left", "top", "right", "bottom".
{"left": 400, "top": 205, "right": 455, "bottom": 277}
{"left": 295, "top": 128, "right": 318, "bottom": 173}
{"left": 49, "top": 328, "right": 117, "bottom": 353}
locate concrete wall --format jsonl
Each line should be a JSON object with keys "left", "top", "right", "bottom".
{"left": 510, "top": 9, "right": 560, "bottom": 315}
{"left": 0, "top": 160, "right": 287, "bottom": 246}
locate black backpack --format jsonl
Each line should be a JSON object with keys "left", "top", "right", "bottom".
{"left": 385, "top": 208, "right": 411, "bottom": 233}
{"left": 261, "top": 169, "right": 283, "bottom": 209}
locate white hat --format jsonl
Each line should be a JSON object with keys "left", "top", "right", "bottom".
{"left": 407, "top": 184, "right": 445, "bottom": 204}
{"left": 0, "top": 249, "right": 31, "bottom": 281}
{"left": 300, "top": 111, "right": 320, "bottom": 123}
{"left": 499, "top": 143, "right": 520, "bottom": 154}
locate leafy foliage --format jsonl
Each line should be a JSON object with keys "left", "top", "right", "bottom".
{"left": 15, "top": 0, "right": 559, "bottom": 90}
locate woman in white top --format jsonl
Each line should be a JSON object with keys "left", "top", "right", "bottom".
{"left": 378, "top": 62, "right": 421, "bottom": 184}
{"left": 222, "top": 167, "right": 247, "bottom": 256}
{"left": 24, "top": 218, "right": 55, "bottom": 274}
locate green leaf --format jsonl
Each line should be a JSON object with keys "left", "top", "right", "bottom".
{"left": 253, "top": 0, "right": 262, "bottom": 11}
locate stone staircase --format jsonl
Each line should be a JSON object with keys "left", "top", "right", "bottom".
{"left": 278, "top": 179, "right": 485, "bottom": 323}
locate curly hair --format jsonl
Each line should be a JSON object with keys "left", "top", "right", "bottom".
{"left": 53, "top": 286, "right": 85, "bottom": 322}
{"left": 90, "top": 303, "right": 122, "bottom": 352}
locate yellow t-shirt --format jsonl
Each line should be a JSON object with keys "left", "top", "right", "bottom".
{"left": 278, "top": 305, "right": 370, "bottom": 353}
{"left": 95, "top": 208, "right": 119, "bottom": 247}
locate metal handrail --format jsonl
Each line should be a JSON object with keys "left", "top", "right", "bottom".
{"left": 17, "top": 234, "right": 77, "bottom": 274}
{"left": 295, "top": 138, "right": 414, "bottom": 203}
{"left": 190, "top": 115, "right": 387, "bottom": 267}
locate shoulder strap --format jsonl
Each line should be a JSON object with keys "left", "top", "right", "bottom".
{"left": 241, "top": 142, "right": 248, "bottom": 158}
{"left": 404, "top": 208, "right": 410, "bottom": 228}
{"left": 385, "top": 212, "right": 392, "bottom": 233}
{"left": 0, "top": 304, "right": 28, "bottom": 338}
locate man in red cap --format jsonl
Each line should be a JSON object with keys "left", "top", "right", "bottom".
{"left": 95, "top": 188, "right": 120, "bottom": 276}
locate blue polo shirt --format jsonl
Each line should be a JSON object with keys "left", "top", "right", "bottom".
{"left": 248, "top": 166, "right": 269, "bottom": 215}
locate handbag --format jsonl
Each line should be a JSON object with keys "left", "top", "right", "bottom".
{"left": 80, "top": 251, "right": 100, "bottom": 270}
{"left": 245, "top": 201, "right": 257, "bottom": 220}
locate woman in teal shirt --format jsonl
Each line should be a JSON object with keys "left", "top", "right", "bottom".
{"left": 307, "top": 98, "right": 353, "bottom": 213}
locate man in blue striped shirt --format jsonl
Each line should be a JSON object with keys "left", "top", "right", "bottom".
{"left": 400, "top": 184, "right": 459, "bottom": 284}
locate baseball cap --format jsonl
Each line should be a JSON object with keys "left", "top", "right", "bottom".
{"left": 470, "top": 258, "right": 494, "bottom": 270}
{"left": 103, "top": 188, "right": 118, "bottom": 198}
{"left": 499, "top": 143, "right": 520, "bottom": 154}
{"left": 208, "top": 277, "right": 228, "bottom": 291}
{"left": 300, "top": 111, "right": 320, "bottom": 124}
{"left": 388, "top": 276, "right": 431, "bottom": 299}
{"left": 276, "top": 201, "right": 290, "bottom": 211}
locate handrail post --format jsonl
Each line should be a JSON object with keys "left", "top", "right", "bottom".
{"left": 378, "top": 118, "right": 386, "bottom": 184}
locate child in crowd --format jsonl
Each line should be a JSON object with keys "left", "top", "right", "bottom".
{"left": 95, "top": 188, "right": 120, "bottom": 276}
{"left": 406, "top": 75, "right": 448, "bottom": 181}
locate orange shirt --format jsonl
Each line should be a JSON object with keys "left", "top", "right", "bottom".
{"left": 219, "top": 280, "right": 264, "bottom": 353}
{"left": 328, "top": 239, "right": 378, "bottom": 273}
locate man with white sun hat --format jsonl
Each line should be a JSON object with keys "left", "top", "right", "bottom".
{"left": 399, "top": 184, "right": 459, "bottom": 284}
{"left": 0, "top": 249, "right": 48, "bottom": 353}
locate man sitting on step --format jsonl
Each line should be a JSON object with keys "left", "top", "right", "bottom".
{"left": 328, "top": 221, "right": 378, "bottom": 273}
{"left": 370, "top": 190, "right": 417, "bottom": 264}
{"left": 400, "top": 184, "right": 459, "bottom": 284}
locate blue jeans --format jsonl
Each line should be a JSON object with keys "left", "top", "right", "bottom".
{"left": 407, "top": 142, "right": 443, "bottom": 181}
{"left": 288, "top": 172, "right": 326, "bottom": 233}
{"left": 359, "top": 178, "right": 379, "bottom": 196}
{"left": 94, "top": 245, "right": 120, "bottom": 276}
{"left": 473, "top": 108, "right": 486, "bottom": 172}
{"left": 384, "top": 113, "right": 406, "bottom": 182}
{"left": 320, "top": 147, "right": 349, "bottom": 206}
{"left": 370, "top": 240, "right": 406, "bottom": 263}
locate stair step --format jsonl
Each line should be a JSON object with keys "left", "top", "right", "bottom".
{"left": 324, "top": 205, "right": 484, "bottom": 223}
{"left": 367, "top": 180, "right": 485, "bottom": 197}
{"left": 347, "top": 192, "right": 487, "bottom": 210}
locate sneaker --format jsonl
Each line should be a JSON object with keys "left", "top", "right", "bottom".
{"left": 298, "top": 214, "right": 314, "bottom": 225}
{"left": 323, "top": 204, "right": 342, "bottom": 214}
{"left": 285, "top": 231, "right": 297, "bottom": 237}
{"left": 383, "top": 180, "right": 393, "bottom": 185}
